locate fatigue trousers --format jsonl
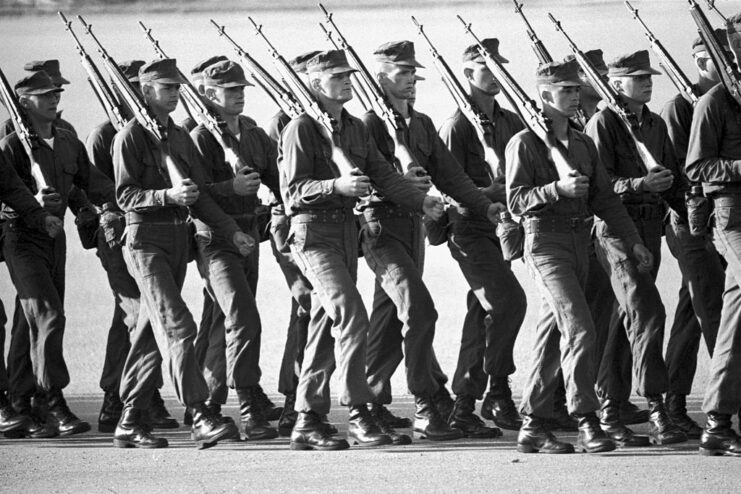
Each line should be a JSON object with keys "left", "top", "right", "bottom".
{"left": 702, "top": 204, "right": 741, "bottom": 414}
{"left": 519, "top": 224, "right": 601, "bottom": 417}
{"left": 194, "top": 288, "right": 215, "bottom": 385}
{"left": 361, "top": 212, "right": 439, "bottom": 404}
{"left": 193, "top": 221, "right": 262, "bottom": 404}
{"left": 446, "top": 218, "right": 526, "bottom": 399}
{"left": 664, "top": 211, "right": 723, "bottom": 395}
{"left": 270, "top": 210, "right": 311, "bottom": 397}
{"left": 289, "top": 216, "right": 376, "bottom": 415}
{"left": 0, "top": 299, "right": 7, "bottom": 392}
{"left": 2, "top": 223, "right": 70, "bottom": 393}
{"left": 119, "top": 221, "right": 209, "bottom": 409}
{"left": 594, "top": 216, "right": 669, "bottom": 399}
{"left": 6, "top": 298, "right": 34, "bottom": 399}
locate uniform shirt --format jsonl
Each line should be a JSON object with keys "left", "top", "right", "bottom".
{"left": 112, "top": 117, "right": 240, "bottom": 241}
{"left": 0, "top": 126, "right": 113, "bottom": 221}
{"left": 660, "top": 89, "right": 699, "bottom": 168}
{"left": 438, "top": 103, "right": 525, "bottom": 203}
{"left": 0, "top": 149, "right": 49, "bottom": 231}
{"left": 190, "top": 115, "right": 280, "bottom": 231}
{"left": 361, "top": 108, "right": 492, "bottom": 218}
{"left": 506, "top": 127, "right": 642, "bottom": 249}
{"left": 86, "top": 120, "right": 117, "bottom": 182}
{"left": 0, "top": 115, "right": 77, "bottom": 140}
{"left": 585, "top": 106, "right": 685, "bottom": 213}
{"left": 279, "top": 110, "right": 426, "bottom": 215}
{"left": 685, "top": 83, "right": 741, "bottom": 193}
{"left": 266, "top": 110, "right": 291, "bottom": 143}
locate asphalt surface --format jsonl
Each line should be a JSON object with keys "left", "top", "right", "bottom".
{"left": 1, "top": 394, "right": 739, "bottom": 493}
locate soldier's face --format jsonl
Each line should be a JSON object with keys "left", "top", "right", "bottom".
{"left": 547, "top": 85, "right": 581, "bottom": 117}
{"left": 381, "top": 65, "right": 417, "bottom": 100}
{"left": 207, "top": 86, "right": 245, "bottom": 116}
{"left": 614, "top": 75, "right": 652, "bottom": 104}
{"left": 144, "top": 82, "right": 180, "bottom": 113}
{"left": 468, "top": 64, "right": 500, "bottom": 95}
{"left": 20, "top": 91, "right": 61, "bottom": 122}
{"left": 315, "top": 71, "right": 353, "bottom": 103}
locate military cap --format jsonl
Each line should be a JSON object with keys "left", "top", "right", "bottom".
{"left": 374, "top": 41, "right": 425, "bottom": 68}
{"left": 564, "top": 49, "right": 607, "bottom": 76}
{"left": 202, "top": 60, "right": 253, "bottom": 87}
{"left": 23, "top": 60, "right": 69, "bottom": 86}
{"left": 190, "top": 55, "right": 229, "bottom": 79}
{"left": 692, "top": 28, "right": 730, "bottom": 54}
{"left": 535, "top": 60, "right": 583, "bottom": 87}
{"left": 139, "top": 59, "right": 188, "bottom": 84}
{"left": 306, "top": 50, "right": 358, "bottom": 74}
{"left": 608, "top": 50, "right": 662, "bottom": 77}
{"left": 118, "top": 60, "right": 146, "bottom": 82}
{"left": 414, "top": 74, "right": 426, "bottom": 81}
{"left": 15, "top": 71, "right": 64, "bottom": 96}
{"left": 289, "top": 50, "right": 322, "bottom": 74}
{"left": 462, "top": 38, "right": 509, "bottom": 65}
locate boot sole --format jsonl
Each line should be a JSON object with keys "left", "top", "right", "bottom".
{"left": 650, "top": 435, "right": 688, "bottom": 446}
{"left": 699, "top": 447, "right": 741, "bottom": 457}
{"left": 350, "top": 437, "right": 393, "bottom": 448}
{"left": 577, "top": 443, "right": 617, "bottom": 454}
{"left": 243, "top": 430, "right": 279, "bottom": 441}
{"left": 113, "top": 438, "right": 168, "bottom": 449}
{"left": 517, "top": 443, "right": 575, "bottom": 454}
{"left": 58, "top": 422, "right": 92, "bottom": 437}
{"left": 413, "top": 431, "right": 463, "bottom": 441}
{"left": 290, "top": 441, "right": 349, "bottom": 451}
{"left": 614, "top": 438, "right": 651, "bottom": 447}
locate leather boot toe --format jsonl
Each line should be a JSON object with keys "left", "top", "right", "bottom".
{"left": 517, "top": 415, "right": 574, "bottom": 454}
{"left": 113, "top": 407, "right": 168, "bottom": 449}
{"left": 347, "top": 405, "right": 392, "bottom": 447}
{"left": 576, "top": 413, "right": 616, "bottom": 453}
{"left": 290, "top": 412, "right": 349, "bottom": 451}
{"left": 699, "top": 412, "right": 741, "bottom": 457}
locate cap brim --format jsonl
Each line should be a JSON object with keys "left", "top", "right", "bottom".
{"left": 324, "top": 66, "right": 359, "bottom": 75}
{"left": 219, "top": 80, "right": 255, "bottom": 88}
{"left": 396, "top": 59, "right": 426, "bottom": 69}
{"left": 149, "top": 75, "right": 189, "bottom": 84}
{"left": 55, "top": 76, "right": 71, "bottom": 85}
{"left": 414, "top": 74, "right": 426, "bottom": 81}
{"left": 21, "top": 87, "right": 64, "bottom": 95}
{"left": 468, "top": 54, "right": 509, "bottom": 65}
{"left": 608, "top": 67, "right": 662, "bottom": 77}
{"left": 551, "top": 80, "right": 584, "bottom": 87}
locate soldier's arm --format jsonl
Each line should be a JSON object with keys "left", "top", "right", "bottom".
{"left": 85, "top": 125, "right": 115, "bottom": 182}
{"left": 258, "top": 128, "right": 282, "bottom": 200}
{"left": 657, "top": 119, "right": 687, "bottom": 216}
{"left": 114, "top": 126, "right": 170, "bottom": 212}
{"left": 74, "top": 139, "right": 115, "bottom": 208}
{"left": 660, "top": 96, "right": 692, "bottom": 167}
{"left": 505, "top": 133, "right": 559, "bottom": 216}
{"left": 190, "top": 126, "right": 234, "bottom": 197}
{"left": 363, "top": 133, "right": 426, "bottom": 213}
{"left": 0, "top": 150, "right": 50, "bottom": 232}
{"left": 686, "top": 92, "right": 741, "bottom": 183}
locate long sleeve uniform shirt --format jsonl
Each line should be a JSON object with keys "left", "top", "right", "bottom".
{"left": 278, "top": 110, "right": 427, "bottom": 215}
{"left": 361, "top": 108, "right": 492, "bottom": 218}
{"left": 112, "top": 117, "right": 240, "bottom": 241}
{"left": 0, "top": 149, "right": 50, "bottom": 231}
{"left": 266, "top": 110, "right": 292, "bottom": 144}
{"left": 506, "top": 127, "right": 642, "bottom": 249}
{"left": 685, "top": 83, "right": 741, "bottom": 194}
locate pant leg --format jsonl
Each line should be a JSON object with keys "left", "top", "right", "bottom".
{"left": 365, "top": 281, "right": 404, "bottom": 404}
{"left": 7, "top": 297, "right": 34, "bottom": 398}
{"left": 194, "top": 289, "right": 214, "bottom": 372}
{"left": 0, "top": 298, "right": 7, "bottom": 392}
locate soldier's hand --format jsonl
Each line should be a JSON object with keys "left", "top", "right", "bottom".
{"left": 486, "top": 202, "right": 507, "bottom": 224}
{"left": 422, "top": 195, "right": 445, "bottom": 221}
{"left": 43, "top": 215, "right": 64, "bottom": 238}
{"left": 166, "top": 178, "right": 200, "bottom": 206}
{"left": 632, "top": 243, "right": 654, "bottom": 273}
{"left": 404, "top": 166, "right": 432, "bottom": 192}
{"left": 556, "top": 170, "right": 589, "bottom": 198}
{"left": 233, "top": 167, "right": 261, "bottom": 196}
{"left": 643, "top": 167, "right": 673, "bottom": 193}
{"left": 334, "top": 168, "right": 371, "bottom": 197}
{"left": 232, "top": 231, "right": 256, "bottom": 256}
{"left": 36, "top": 186, "right": 62, "bottom": 213}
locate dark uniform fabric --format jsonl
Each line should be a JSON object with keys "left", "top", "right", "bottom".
{"left": 438, "top": 106, "right": 527, "bottom": 399}
{"left": 361, "top": 107, "right": 493, "bottom": 403}
{"left": 0, "top": 116, "right": 77, "bottom": 140}
{"left": 280, "top": 110, "right": 427, "bottom": 415}
{"left": 660, "top": 92, "right": 723, "bottom": 395}
{"left": 190, "top": 116, "right": 281, "bottom": 403}
{"left": 685, "top": 84, "right": 741, "bottom": 415}
{"left": 507, "top": 127, "right": 642, "bottom": 417}
{"left": 113, "top": 117, "right": 240, "bottom": 409}
{"left": 585, "top": 106, "right": 683, "bottom": 400}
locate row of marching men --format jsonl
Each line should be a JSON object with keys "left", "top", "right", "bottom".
{"left": 0, "top": 5, "right": 738, "bottom": 457}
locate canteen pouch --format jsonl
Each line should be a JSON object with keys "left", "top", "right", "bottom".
{"left": 75, "top": 206, "right": 99, "bottom": 250}
{"left": 99, "top": 206, "right": 125, "bottom": 248}
{"left": 496, "top": 215, "right": 524, "bottom": 261}
{"left": 686, "top": 186, "right": 710, "bottom": 237}
{"left": 423, "top": 207, "right": 450, "bottom": 246}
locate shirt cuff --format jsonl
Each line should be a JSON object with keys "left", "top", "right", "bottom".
{"left": 323, "top": 179, "right": 336, "bottom": 196}
{"left": 544, "top": 182, "right": 560, "bottom": 203}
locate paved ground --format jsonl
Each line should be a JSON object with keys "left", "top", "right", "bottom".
{"left": 1, "top": 394, "right": 739, "bottom": 493}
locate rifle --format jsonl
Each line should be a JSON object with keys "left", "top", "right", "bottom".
{"left": 0, "top": 66, "right": 50, "bottom": 191}
{"left": 59, "top": 11, "right": 128, "bottom": 130}
{"left": 318, "top": 3, "right": 420, "bottom": 173}
{"left": 625, "top": 1, "right": 699, "bottom": 105}
{"left": 689, "top": 1, "right": 741, "bottom": 107}
{"left": 78, "top": 15, "right": 186, "bottom": 183}
{"left": 210, "top": 19, "right": 303, "bottom": 119}
{"left": 411, "top": 15, "right": 503, "bottom": 183}
{"left": 705, "top": 0, "right": 728, "bottom": 22}
{"left": 548, "top": 13, "right": 664, "bottom": 172}
{"left": 512, "top": 0, "right": 553, "bottom": 64}
{"left": 247, "top": 16, "right": 355, "bottom": 175}
{"left": 457, "top": 15, "right": 575, "bottom": 180}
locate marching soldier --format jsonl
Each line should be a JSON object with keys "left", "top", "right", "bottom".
{"left": 438, "top": 38, "right": 527, "bottom": 433}
{"left": 507, "top": 60, "right": 652, "bottom": 454}
{"left": 280, "top": 49, "right": 445, "bottom": 450}
{"left": 112, "top": 58, "right": 252, "bottom": 449}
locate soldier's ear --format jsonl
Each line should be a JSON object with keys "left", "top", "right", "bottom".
{"left": 462, "top": 67, "right": 474, "bottom": 81}
{"left": 204, "top": 87, "right": 216, "bottom": 101}
{"left": 610, "top": 78, "right": 622, "bottom": 93}
{"left": 17, "top": 95, "right": 30, "bottom": 109}
{"left": 695, "top": 56, "right": 708, "bottom": 72}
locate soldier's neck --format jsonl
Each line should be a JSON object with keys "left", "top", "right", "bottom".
{"left": 469, "top": 88, "right": 496, "bottom": 120}
{"left": 386, "top": 93, "right": 409, "bottom": 118}
{"left": 544, "top": 106, "right": 569, "bottom": 140}
{"left": 221, "top": 114, "right": 240, "bottom": 134}
{"left": 580, "top": 94, "right": 600, "bottom": 119}
{"left": 29, "top": 115, "right": 53, "bottom": 139}
{"left": 697, "top": 75, "right": 716, "bottom": 95}
{"left": 322, "top": 100, "right": 344, "bottom": 127}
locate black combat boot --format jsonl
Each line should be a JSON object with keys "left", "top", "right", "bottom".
{"left": 449, "top": 395, "right": 502, "bottom": 439}
{"left": 575, "top": 412, "right": 616, "bottom": 453}
{"left": 290, "top": 411, "right": 349, "bottom": 451}
{"left": 699, "top": 412, "right": 741, "bottom": 457}
{"left": 347, "top": 404, "right": 392, "bottom": 447}
{"left": 600, "top": 398, "right": 649, "bottom": 447}
{"left": 370, "top": 403, "right": 412, "bottom": 429}
{"left": 113, "top": 406, "right": 168, "bottom": 449}
{"left": 237, "top": 387, "right": 278, "bottom": 440}
{"left": 278, "top": 393, "right": 297, "bottom": 437}
{"left": 148, "top": 388, "right": 179, "bottom": 429}
{"left": 0, "top": 391, "right": 28, "bottom": 434}
{"left": 5, "top": 394, "right": 57, "bottom": 439}
{"left": 517, "top": 414, "right": 574, "bottom": 454}
{"left": 619, "top": 399, "right": 650, "bottom": 425}
{"left": 98, "top": 390, "right": 123, "bottom": 433}
{"left": 546, "top": 380, "right": 578, "bottom": 432}
{"left": 413, "top": 394, "right": 464, "bottom": 441}
{"left": 481, "top": 377, "right": 522, "bottom": 431}
{"left": 371, "top": 405, "right": 412, "bottom": 445}
{"left": 190, "top": 402, "right": 240, "bottom": 449}
{"left": 431, "top": 386, "right": 455, "bottom": 422}
{"left": 666, "top": 392, "right": 702, "bottom": 439}
{"left": 254, "top": 385, "right": 283, "bottom": 421}
{"left": 47, "top": 388, "right": 91, "bottom": 436}
{"left": 647, "top": 395, "right": 687, "bottom": 445}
